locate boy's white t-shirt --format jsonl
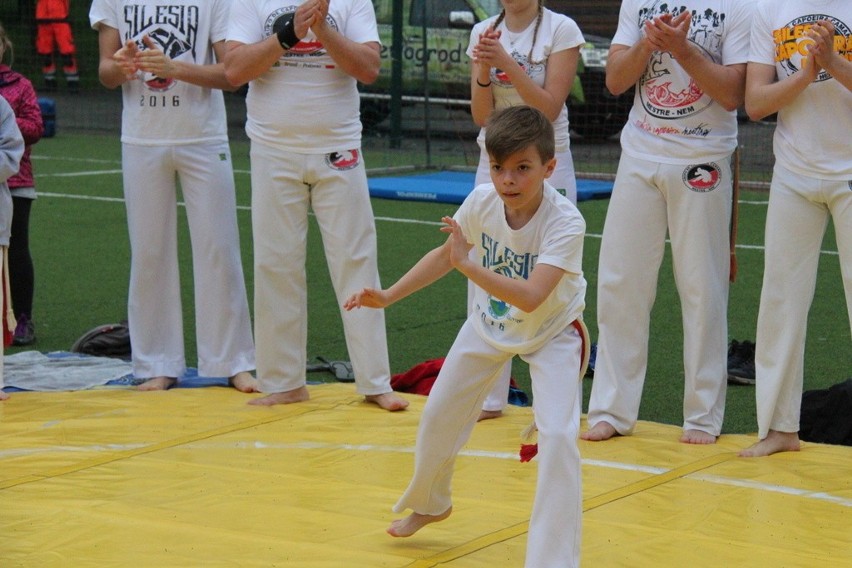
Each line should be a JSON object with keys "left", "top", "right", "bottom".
{"left": 467, "top": 9, "right": 585, "bottom": 152}
{"left": 455, "top": 182, "right": 586, "bottom": 354}
{"left": 89, "top": 0, "right": 230, "bottom": 145}
{"left": 227, "top": 0, "right": 379, "bottom": 153}
{"left": 613, "top": 0, "right": 753, "bottom": 163}
{"left": 749, "top": 0, "right": 852, "bottom": 180}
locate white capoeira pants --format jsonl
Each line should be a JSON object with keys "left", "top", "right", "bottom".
{"left": 394, "top": 320, "right": 583, "bottom": 568}
{"left": 755, "top": 164, "right": 852, "bottom": 440}
{"left": 249, "top": 142, "right": 392, "bottom": 396}
{"left": 473, "top": 144, "right": 579, "bottom": 412}
{"left": 122, "top": 142, "right": 255, "bottom": 379}
{"left": 587, "top": 154, "right": 732, "bottom": 436}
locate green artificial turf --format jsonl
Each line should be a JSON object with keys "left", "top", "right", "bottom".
{"left": 16, "top": 132, "right": 850, "bottom": 436}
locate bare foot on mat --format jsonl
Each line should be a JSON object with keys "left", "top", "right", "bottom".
{"left": 739, "top": 430, "right": 800, "bottom": 457}
{"left": 680, "top": 429, "right": 717, "bottom": 445}
{"left": 365, "top": 392, "right": 409, "bottom": 411}
{"left": 137, "top": 377, "right": 177, "bottom": 391}
{"left": 580, "top": 421, "right": 619, "bottom": 441}
{"left": 387, "top": 507, "right": 452, "bottom": 537}
{"left": 229, "top": 371, "right": 259, "bottom": 393}
{"left": 478, "top": 409, "right": 503, "bottom": 421}
{"left": 248, "top": 386, "right": 310, "bottom": 406}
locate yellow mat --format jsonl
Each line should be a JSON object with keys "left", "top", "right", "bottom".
{"left": 1, "top": 384, "right": 850, "bottom": 567}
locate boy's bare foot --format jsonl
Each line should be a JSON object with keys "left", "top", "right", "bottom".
{"left": 387, "top": 507, "right": 452, "bottom": 537}
{"left": 0, "top": 390, "right": 9, "bottom": 401}
{"left": 477, "top": 409, "right": 503, "bottom": 421}
{"left": 680, "top": 429, "right": 717, "bottom": 445}
{"left": 739, "top": 430, "right": 800, "bottom": 457}
{"left": 580, "top": 421, "right": 619, "bottom": 441}
{"left": 228, "top": 371, "right": 259, "bottom": 393}
{"left": 137, "top": 377, "right": 177, "bottom": 391}
{"left": 365, "top": 392, "right": 409, "bottom": 411}
{"left": 248, "top": 386, "right": 310, "bottom": 406}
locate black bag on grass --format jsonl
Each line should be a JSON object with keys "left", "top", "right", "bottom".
{"left": 70, "top": 321, "right": 131, "bottom": 361}
{"left": 799, "top": 378, "right": 852, "bottom": 446}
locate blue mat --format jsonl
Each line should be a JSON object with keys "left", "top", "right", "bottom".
{"left": 368, "top": 171, "right": 612, "bottom": 204}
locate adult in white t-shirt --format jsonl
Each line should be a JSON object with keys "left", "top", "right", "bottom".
{"left": 467, "top": 0, "right": 584, "bottom": 419}
{"left": 583, "top": 0, "right": 753, "bottom": 445}
{"left": 740, "top": 1, "right": 852, "bottom": 458}
{"left": 89, "top": 0, "right": 256, "bottom": 392}
{"left": 223, "top": 0, "right": 407, "bottom": 411}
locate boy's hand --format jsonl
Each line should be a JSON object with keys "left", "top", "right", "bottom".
{"left": 440, "top": 216, "right": 473, "bottom": 269}
{"left": 344, "top": 288, "right": 390, "bottom": 310}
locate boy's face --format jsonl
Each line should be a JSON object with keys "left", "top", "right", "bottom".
{"left": 488, "top": 145, "right": 556, "bottom": 215}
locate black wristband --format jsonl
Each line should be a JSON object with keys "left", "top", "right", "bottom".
{"left": 476, "top": 78, "right": 492, "bottom": 88}
{"left": 276, "top": 19, "right": 300, "bottom": 51}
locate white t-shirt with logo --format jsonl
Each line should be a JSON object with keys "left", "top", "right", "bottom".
{"left": 614, "top": 0, "right": 753, "bottom": 163}
{"left": 455, "top": 182, "right": 586, "bottom": 354}
{"left": 228, "top": 0, "right": 379, "bottom": 153}
{"left": 750, "top": 0, "right": 852, "bottom": 180}
{"left": 467, "top": 9, "right": 585, "bottom": 152}
{"left": 89, "top": 0, "right": 230, "bottom": 145}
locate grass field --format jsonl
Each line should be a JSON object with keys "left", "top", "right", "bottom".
{"left": 13, "top": 131, "right": 850, "bottom": 436}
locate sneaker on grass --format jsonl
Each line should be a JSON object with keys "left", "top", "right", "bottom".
{"left": 727, "top": 339, "right": 755, "bottom": 385}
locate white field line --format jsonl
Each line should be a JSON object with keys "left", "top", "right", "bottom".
{"left": 3, "top": 439, "right": 850, "bottom": 508}
{"left": 36, "top": 190, "right": 841, "bottom": 256}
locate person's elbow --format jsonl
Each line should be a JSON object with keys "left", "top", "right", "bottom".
{"left": 358, "top": 62, "right": 381, "bottom": 85}
{"left": 98, "top": 70, "right": 122, "bottom": 90}
{"left": 718, "top": 91, "right": 744, "bottom": 113}
{"left": 744, "top": 99, "right": 770, "bottom": 122}
{"left": 224, "top": 70, "right": 246, "bottom": 89}
{"left": 605, "top": 74, "right": 632, "bottom": 97}
{"left": 223, "top": 62, "right": 247, "bottom": 89}
{"left": 515, "top": 291, "right": 548, "bottom": 314}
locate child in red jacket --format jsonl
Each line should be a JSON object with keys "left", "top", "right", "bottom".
{"left": 0, "top": 23, "right": 45, "bottom": 345}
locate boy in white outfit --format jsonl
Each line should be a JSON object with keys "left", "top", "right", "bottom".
{"left": 0, "top": 95, "right": 24, "bottom": 401}
{"left": 740, "top": 3, "right": 852, "bottom": 457}
{"left": 345, "top": 106, "right": 588, "bottom": 568}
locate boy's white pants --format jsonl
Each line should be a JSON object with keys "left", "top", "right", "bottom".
{"left": 122, "top": 142, "right": 255, "bottom": 379}
{"left": 394, "top": 320, "right": 583, "bottom": 568}
{"left": 587, "top": 154, "right": 731, "bottom": 436}
{"left": 755, "top": 165, "right": 852, "bottom": 439}
{"left": 250, "top": 142, "right": 392, "bottom": 395}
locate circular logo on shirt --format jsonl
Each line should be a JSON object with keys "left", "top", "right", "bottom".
{"left": 682, "top": 163, "right": 722, "bottom": 192}
{"left": 487, "top": 296, "right": 510, "bottom": 319}
{"left": 145, "top": 75, "right": 176, "bottom": 92}
{"left": 775, "top": 15, "right": 850, "bottom": 82}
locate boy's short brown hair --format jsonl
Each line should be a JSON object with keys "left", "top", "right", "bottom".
{"left": 484, "top": 106, "right": 555, "bottom": 164}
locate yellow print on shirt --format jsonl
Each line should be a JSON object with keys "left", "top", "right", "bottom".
{"left": 773, "top": 14, "right": 851, "bottom": 81}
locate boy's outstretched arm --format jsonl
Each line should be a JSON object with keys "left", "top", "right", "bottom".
{"left": 344, "top": 233, "right": 455, "bottom": 311}
{"left": 442, "top": 217, "right": 566, "bottom": 314}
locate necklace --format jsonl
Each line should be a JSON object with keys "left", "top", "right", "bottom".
{"left": 503, "top": 21, "right": 531, "bottom": 48}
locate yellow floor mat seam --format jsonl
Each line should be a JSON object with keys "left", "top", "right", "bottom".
{"left": 582, "top": 451, "right": 737, "bottom": 511}
{"left": 406, "top": 452, "right": 738, "bottom": 567}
